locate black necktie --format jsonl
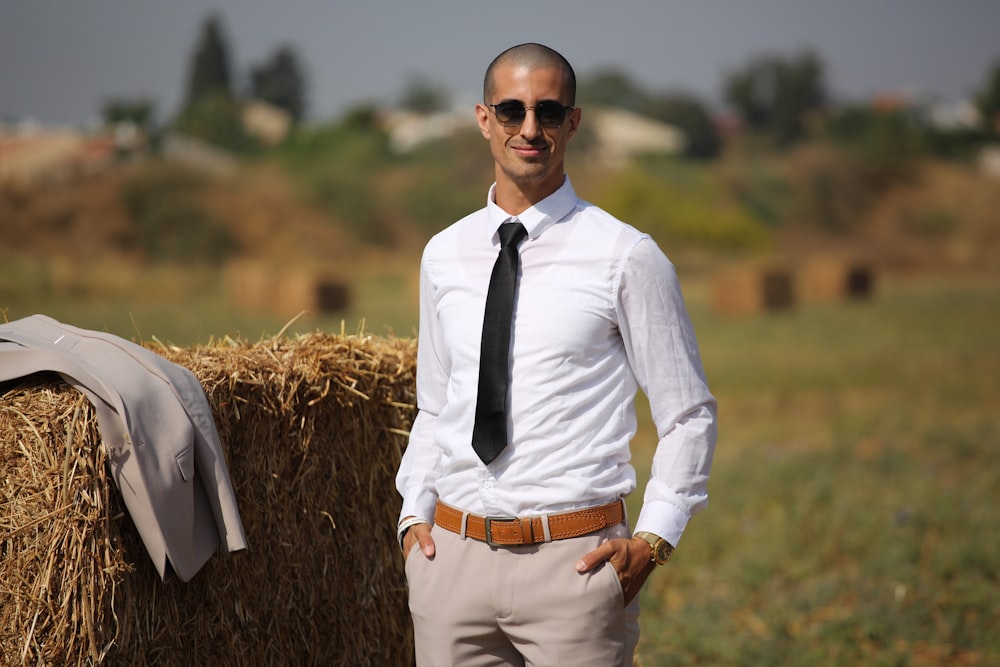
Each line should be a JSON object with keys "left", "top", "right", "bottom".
{"left": 472, "top": 221, "right": 528, "bottom": 464}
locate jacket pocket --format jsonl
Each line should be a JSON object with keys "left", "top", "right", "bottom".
{"left": 176, "top": 446, "right": 195, "bottom": 482}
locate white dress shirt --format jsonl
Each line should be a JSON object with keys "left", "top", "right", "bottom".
{"left": 396, "top": 176, "right": 717, "bottom": 547}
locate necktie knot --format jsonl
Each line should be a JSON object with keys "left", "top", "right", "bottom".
{"left": 498, "top": 222, "right": 527, "bottom": 250}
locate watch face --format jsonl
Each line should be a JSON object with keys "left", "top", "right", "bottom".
{"left": 636, "top": 531, "right": 672, "bottom": 564}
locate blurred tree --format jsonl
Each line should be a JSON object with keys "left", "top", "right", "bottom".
{"left": 339, "top": 103, "right": 381, "bottom": 130}
{"left": 975, "top": 60, "right": 1000, "bottom": 134}
{"left": 276, "top": 109, "right": 392, "bottom": 243}
{"left": 175, "top": 15, "right": 257, "bottom": 152}
{"left": 643, "top": 92, "right": 720, "bottom": 159}
{"left": 101, "top": 97, "right": 155, "bottom": 132}
{"left": 250, "top": 46, "right": 308, "bottom": 123}
{"left": 597, "top": 165, "right": 771, "bottom": 250}
{"left": 724, "top": 61, "right": 771, "bottom": 129}
{"left": 174, "top": 93, "right": 258, "bottom": 153}
{"left": 399, "top": 74, "right": 449, "bottom": 113}
{"left": 577, "top": 67, "right": 649, "bottom": 111}
{"left": 184, "top": 14, "right": 234, "bottom": 108}
{"left": 724, "top": 50, "right": 827, "bottom": 146}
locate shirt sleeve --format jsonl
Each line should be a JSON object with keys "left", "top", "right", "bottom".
{"left": 395, "top": 251, "right": 448, "bottom": 524}
{"left": 616, "top": 236, "right": 718, "bottom": 547}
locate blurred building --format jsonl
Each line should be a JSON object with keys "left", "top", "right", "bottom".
{"left": 241, "top": 99, "right": 292, "bottom": 146}
{"left": 0, "top": 120, "right": 142, "bottom": 186}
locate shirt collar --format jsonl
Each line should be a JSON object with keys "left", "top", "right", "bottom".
{"left": 485, "top": 176, "right": 578, "bottom": 242}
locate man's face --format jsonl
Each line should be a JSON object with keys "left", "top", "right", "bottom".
{"left": 476, "top": 62, "right": 581, "bottom": 203}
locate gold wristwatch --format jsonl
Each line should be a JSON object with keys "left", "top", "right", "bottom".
{"left": 634, "top": 531, "right": 675, "bottom": 566}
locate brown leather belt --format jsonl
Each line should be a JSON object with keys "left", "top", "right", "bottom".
{"left": 434, "top": 499, "right": 625, "bottom": 547}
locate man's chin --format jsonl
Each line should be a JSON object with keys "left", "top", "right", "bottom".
{"left": 502, "top": 165, "right": 550, "bottom": 185}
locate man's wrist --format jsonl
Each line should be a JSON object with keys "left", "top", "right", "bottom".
{"left": 397, "top": 516, "right": 430, "bottom": 551}
{"left": 633, "top": 531, "right": 675, "bottom": 566}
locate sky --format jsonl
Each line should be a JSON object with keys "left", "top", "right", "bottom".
{"left": 2, "top": 1, "right": 999, "bottom": 127}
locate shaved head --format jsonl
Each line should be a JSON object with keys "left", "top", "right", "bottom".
{"left": 484, "top": 43, "right": 576, "bottom": 105}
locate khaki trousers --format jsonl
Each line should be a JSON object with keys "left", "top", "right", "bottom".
{"left": 405, "top": 522, "right": 640, "bottom": 667}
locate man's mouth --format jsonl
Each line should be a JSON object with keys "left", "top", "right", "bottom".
{"left": 512, "top": 144, "right": 546, "bottom": 157}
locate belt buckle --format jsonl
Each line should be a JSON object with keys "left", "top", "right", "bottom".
{"left": 484, "top": 516, "right": 518, "bottom": 547}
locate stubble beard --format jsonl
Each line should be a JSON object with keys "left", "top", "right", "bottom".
{"left": 499, "top": 147, "right": 554, "bottom": 186}
{"left": 501, "top": 162, "right": 549, "bottom": 185}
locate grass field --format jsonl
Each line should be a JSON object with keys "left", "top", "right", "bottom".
{"left": 630, "top": 276, "right": 1000, "bottom": 666}
{"left": 4, "top": 260, "right": 997, "bottom": 665}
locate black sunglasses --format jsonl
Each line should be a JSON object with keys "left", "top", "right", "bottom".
{"left": 488, "top": 100, "right": 575, "bottom": 129}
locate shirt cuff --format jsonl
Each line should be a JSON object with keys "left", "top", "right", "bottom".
{"left": 396, "top": 516, "right": 431, "bottom": 551}
{"left": 398, "top": 494, "right": 438, "bottom": 529}
{"left": 634, "top": 500, "right": 691, "bottom": 548}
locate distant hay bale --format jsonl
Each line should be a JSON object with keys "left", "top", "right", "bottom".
{"left": 713, "top": 255, "right": 875, "bottom": 316}
{"left": 1, "top": 331, "right": 417, "bottom": 665}
{"left": 271, "top": 271, "right": 352, "bottom": 317}
{"left": 710, "top": 264, "right": 756, "bottom": 317}
{"left": 845, "top": 264, "right": 875, "bottom": 300}
{"left": 223, "top": 260, "right": 351, "bottom": 317}
{"left": 272, "top": 268, "right": 317, "bottom": 315}
{"left": 799, "top": 254, "right": 876, "bottom": 305}
{"left": 315, "top": 280, "right": 351, "bottom": 314}
{"left": 763, "top": 270, "right": 795, "bottom": 310}
{"left": 223, "top": 258, "right": 272, "bottom": 312}
{"left": 711, "top": 261, "right": 796, "bottom": 316}
{"left": 798, "top": 254, "right": 848, "bottom": 305}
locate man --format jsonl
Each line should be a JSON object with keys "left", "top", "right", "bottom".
{"left": 396, "top": 43, "right": 716, "bottom": 666}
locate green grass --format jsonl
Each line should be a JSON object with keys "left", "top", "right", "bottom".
{"left": 630, "top": 277, "right": 1000, "bottom": 666}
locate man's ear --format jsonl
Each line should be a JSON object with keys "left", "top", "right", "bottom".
{"left": 565, "top": 107, "right": 582, "bottom": 140}
{"left": 475, "top": 104, "right": 492, "bottom": 139}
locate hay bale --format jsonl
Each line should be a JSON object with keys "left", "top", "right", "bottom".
{"left": 272, "top": 268, "right": 317, "bottom": 316}
{"left": 710, "top": 264, "right": 759, "bottom": 317}
{"left": 798, "top": 254, "right": 876, "bottom": 305}
{"left": 223, "top": 260, "right": 352, "bottom": 317}
{"left": 1, "top": 332, "right": 418, "bottom": 665}
{"left": 223, "top": 258, "right": 272, "bottom": 312}
{"left": 845, "top": 263, "right": 875, "bottom": 300}
{"left": 798, "top": 254, "right": 849, "bottom": 305}
{"left": 711, "top": 262, "right": 796, "bottom": 316}
{"left": 272, "top": 272, "right": 352, "bottom": 317}
{"left": 762, "top": 269, "right": 795, "bottom": 310}
{"left": 315, "top": 280, "right": 351, "bottom": 314}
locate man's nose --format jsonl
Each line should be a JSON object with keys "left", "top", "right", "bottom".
{"left": 519, "top": 108, "right": 542, "bottom": 138}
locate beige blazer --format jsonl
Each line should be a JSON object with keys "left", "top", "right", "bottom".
{"left": 0, "top": 314, "right": 247, "bottom": 582}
